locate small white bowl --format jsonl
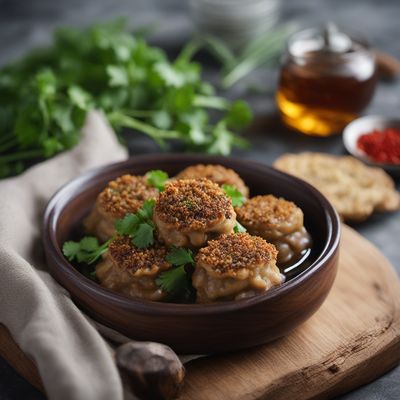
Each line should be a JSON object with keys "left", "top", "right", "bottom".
{"left": 343, "top": 115, "right": 400, "bottom": 175}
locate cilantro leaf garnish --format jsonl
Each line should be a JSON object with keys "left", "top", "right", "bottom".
{"left": 146, "top": 170, "right": 169, "bottom": 191}
{"left": 63, "top": 199, "right": 156, "bottom": 269}
{"left": 62, "top": 241, "right": 81, "bottom": 260}
{"left": 137, "top": 199, "right": 156, "bottom": 220}
{"left": 166, "top": 247, "right": 195, "bottom": 266}
{"left": 156, "top": 247, "right": 195, "bottom": 297}
{"left": 62, "top": 237, "right": 109, "bottom": 264}
{"left": 132, "top": 222, "right": 155, "bottom": 249}
{"left": 221, "top": 184, "right": 245, "bottom": 207}
{"left": 79, "top": 237, "right": 101, "bottom": 252}
{"left": 114, "top": 214, "right": 139, "bottom": 235}
{"left": 114, "top": 199, "right": 156, "bottom": 249}
{"left": 234, "top": 221, "right": 247, "bottom": 233}
{"left": 156, "top": 265, "right": 189, "bottom": 295}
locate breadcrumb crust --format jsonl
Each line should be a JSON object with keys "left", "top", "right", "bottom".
{"left": 98, "top": 174, "right": 158, "bottom": 217}
{"left": 196, "top": 233, "right": 277, "bottom": 275}
{"left": 154, "top": 178, "right": 235, "bottom": 231}
{"left": 235, "top": 195, "right": 302, "bottom": 230}
{"left": 108, "top": 236, "right": 171, "bottom": 275}
{"left": 176, "top": 164, "right": 249, "bottom": 197}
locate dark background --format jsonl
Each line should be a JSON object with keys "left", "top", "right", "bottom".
{"left": 0, "top": 0, "right": 399, "bottom": 399}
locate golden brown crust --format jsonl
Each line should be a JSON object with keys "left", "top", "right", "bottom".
{"left": 108, "top": 236, "right": 171, "bottom": 277}
{"left": 195, "top": 233, "right": 278, "bottom": 277}
{"left": 98, "top": 174, "right": 158, "bottom": 218}
{"left": 154, "top": 178, "right": 235, "bottom": 231}
{"left": 176, "top": 164, "right": 249, "bottom": 197}
{"left": 236, "top": 195, "right": 303, "bottom": 234}
{"left": 235, "top": 195, "right": 311, "bottom": 266}
{"left": 274, "top": 152, "right": 400, "bottom": 221}
{"left": 239, "top": 195, "right": 297, "bottom": 222}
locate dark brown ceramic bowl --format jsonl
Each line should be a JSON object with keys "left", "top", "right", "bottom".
{"left": 43, "top": 154, "right": 340, "bottom": 354}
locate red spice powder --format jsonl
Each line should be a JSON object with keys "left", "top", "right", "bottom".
{"left": 357, "top": 127, "right": 400, "bottom": 164}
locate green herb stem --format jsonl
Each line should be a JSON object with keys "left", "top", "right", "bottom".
{"left": 0, "top": 149, "right": 44, "bottom": 163}
{"left": 121, "top": 109, "right": 155, "bottom": 118}
{"left": 221, "top": 28, "right": 290, "bottom": 88}
{"left": 176, "top": 38, "right": 202, "bottom": 63}
{"left": 88, "top": 239, "right": 111, "bottom": 264}
{"left": 0, "top": 137, "right": 18, "bottom": 153}
{"left": 108, "top": 112, "right": 182, "bottom": 140}
{"left": 222, "top": 48, "right": 281, "bottom": 88}
{"left": 0, "top": 132, "right": 16, "bottom": 145}
{"left": 199, "top": 35, "right": 237, "bottom": 69}
{"left": 193, "top": 95, "right": 230, "bottom": 110}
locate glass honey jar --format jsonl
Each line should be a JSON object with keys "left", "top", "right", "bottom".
{"left": 277, "top": 25, "right": 377, "bottom": 136}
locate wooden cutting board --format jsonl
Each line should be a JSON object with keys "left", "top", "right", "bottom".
{"left": 1, "top": 225, "right": 399, "bottom": 399}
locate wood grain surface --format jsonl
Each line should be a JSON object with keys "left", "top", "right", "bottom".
{"left": 183, "top": 225, "right": 400, "bottom": 399}
{"left": 1, "top": 225, "right": 399, "bottom": 400}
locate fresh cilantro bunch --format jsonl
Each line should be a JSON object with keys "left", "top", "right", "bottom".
{"left": 0, "top": 19, "right": 252, "bottom": 178}
{"left": 156, "top": 247, "right": 195, "bottom": 299}
{"left": 114, "top": 199, "right": 156, "bottom": 248}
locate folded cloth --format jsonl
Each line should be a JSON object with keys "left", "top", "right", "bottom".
{"left": 0, "top": 111, "right": 128, "bottom": 400}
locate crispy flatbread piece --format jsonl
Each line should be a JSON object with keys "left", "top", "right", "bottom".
{"left": 274, "top": 152, "right": 400, "bottom": 221}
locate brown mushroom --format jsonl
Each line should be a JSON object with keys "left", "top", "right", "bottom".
{"left": 115, "top": 341, "right": 185, "bottom": 400}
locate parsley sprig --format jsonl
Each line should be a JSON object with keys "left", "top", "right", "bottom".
{"left": 222, "top": 184, "right": 245, "bottom": 207}
{"left": 114, "top": 199, "right": 156, "bottom": 248}
{"left": 156, "top": 247, "right": 195, "bottom": 298}
{"left": 146, "top": 169, "right": 169, "bottom": 191}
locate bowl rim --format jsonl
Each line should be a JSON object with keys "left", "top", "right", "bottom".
{"left": 342, "top": 114, "right": 400, "bottom": 170}
{"left": 43, "top": 153, "right": 341, "bottom": 316}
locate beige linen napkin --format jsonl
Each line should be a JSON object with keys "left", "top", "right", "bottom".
{"left": 0, "top": 110, "right": 128, "bottom": 400}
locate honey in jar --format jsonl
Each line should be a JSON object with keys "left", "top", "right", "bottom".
{"left": 277, "top": 25, "right": 377, "bottom": 136}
